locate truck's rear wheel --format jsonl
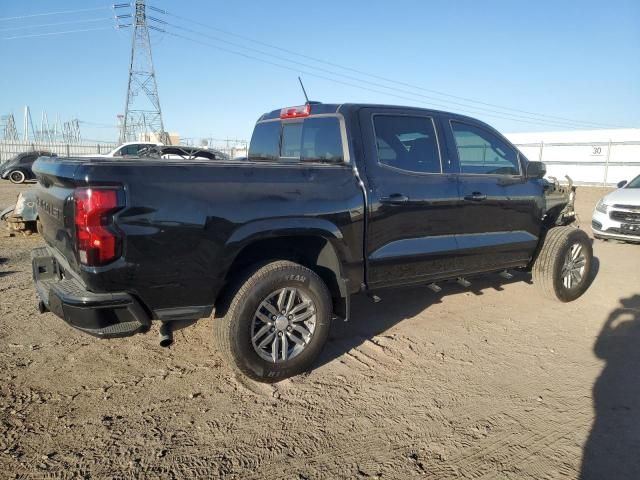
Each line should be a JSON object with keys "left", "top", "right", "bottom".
{"left": 214, "top": 261, "right": 332, "bottom": 382}
{"left": 532, "top": 226, "right": 593, "bottom": 302}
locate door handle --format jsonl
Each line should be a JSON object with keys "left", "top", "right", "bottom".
{"left": 464, "top": 192, "right": 487, "bottom": 202}
{"left": 380, "top": 193, "right": 410, "bottom": 205}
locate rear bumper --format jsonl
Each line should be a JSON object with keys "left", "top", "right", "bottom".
{"left": 31, "top": 246, "right": 151, "bottom": 338}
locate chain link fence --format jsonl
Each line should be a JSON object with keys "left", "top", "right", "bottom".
{"left": 2, "top": 139, "right": 638, "bottom": 185}
{"left": 0, "top": 140, "right": 249, "bottom": 164}
{"left": 0, "top": 141, "right": 117, "bottom": 165}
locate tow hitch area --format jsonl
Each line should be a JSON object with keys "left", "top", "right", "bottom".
{"left": 31, "top": 246, "right": 152, "bottom": 338}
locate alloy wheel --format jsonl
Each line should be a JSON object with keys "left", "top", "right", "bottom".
{"left": 251, "top": 287, "right": 317, "bottom": 363}
{"left": 561, "top": 242, "right": 587, "bottom": 289}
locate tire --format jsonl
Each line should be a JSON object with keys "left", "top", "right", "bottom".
{"left": 214, "top": 260, "right": 332, "bottom": 382}
{"left": 532, "top": 226, "right": 593, "bottom": 302}
{"left": 8, "top": 170, "right": 26, "bottom": 184}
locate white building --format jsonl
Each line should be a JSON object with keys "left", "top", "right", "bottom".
{"left": 504, "top": 129, "right": 640, "bottom": 186}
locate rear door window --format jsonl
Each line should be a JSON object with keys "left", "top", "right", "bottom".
{"left": 373, "top": 115, "right": 442, "bottom": 174}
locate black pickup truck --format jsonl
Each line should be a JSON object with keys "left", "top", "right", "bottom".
{"left": 31, "top": 103, "right": 590, "bottom": 382}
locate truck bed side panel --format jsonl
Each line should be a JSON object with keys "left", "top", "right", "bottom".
{"left": 33, "top": 158, "right": 365, "bottom": 317}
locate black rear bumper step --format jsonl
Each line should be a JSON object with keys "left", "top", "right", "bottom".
{"left": 31, "top": 246, "right": 151, "bottom": 338}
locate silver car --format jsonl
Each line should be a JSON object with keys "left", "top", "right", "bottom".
{"left": 592, "top": 174, "right": 640, "bottom": 243}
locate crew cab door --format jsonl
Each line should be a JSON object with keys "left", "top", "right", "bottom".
{"left": 359, "top": 108, "right": 461, "bottom": 289}
{"left": 442, "top": 117, "right": 543, "bottom": 272}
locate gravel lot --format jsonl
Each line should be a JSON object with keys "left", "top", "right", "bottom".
{"left": 1, "top": 181, "right": 639, "bottom": 479}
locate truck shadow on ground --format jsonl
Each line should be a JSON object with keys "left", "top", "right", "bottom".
{"left": 318, "top": 257, "right": 600, "bottom": 372}
{"left": 580, "top": 294, "right": 640, "bottom": 480}
{"left": 0, "top": 257, "right": 16, "bottom": 277}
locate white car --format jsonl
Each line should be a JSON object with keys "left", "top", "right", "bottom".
{"left": 79, "top": 142, "right": 162, "bottom": 158}
{"left": 592, "top": 174, "right": 640, "bottom": 243}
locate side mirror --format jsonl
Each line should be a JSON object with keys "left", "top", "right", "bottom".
{"left": 526, "top": 161, "right": 546, "bottom": 179}
{"left": 617, "top": 180, "right": 628, "bottom": 188}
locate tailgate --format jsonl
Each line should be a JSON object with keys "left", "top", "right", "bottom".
{"left": 32, "top": 156, "right": 83, "bottom": 272}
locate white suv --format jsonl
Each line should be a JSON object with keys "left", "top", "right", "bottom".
{"left": 592, "top": 174, "right": 640, "bottom": 243}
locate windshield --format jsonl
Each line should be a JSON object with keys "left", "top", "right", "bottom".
{"left": 626, "top": 175, "right": 640, "bottom": 188}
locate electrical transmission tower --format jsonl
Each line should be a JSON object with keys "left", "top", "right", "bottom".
{"left": 121, "top": 0, "right": 170, "bottom": 144}
{"left": 1, "top": 114, "right": 19, "bottom": 142}
{"left": 62, "top": 119, "right": 82, "bottom": 144}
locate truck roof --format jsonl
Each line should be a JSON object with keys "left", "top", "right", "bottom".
{"left": 257, "top": 102, "right": 477, "bottom": 122}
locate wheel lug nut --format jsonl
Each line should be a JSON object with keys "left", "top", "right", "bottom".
{"left": 288, "top": 315, "right": 293, "bottom": 320}
{"left": 287, "top": 326, "right": 292, "bottom": 332}
{"left": 278, "top": 332, "right": 283, "bottom": 337}
{"left": 272, "top": 315, "right": 277, "bottom": 320}
{"left": 281, "top": 310, "right": 286, "bottom": 314}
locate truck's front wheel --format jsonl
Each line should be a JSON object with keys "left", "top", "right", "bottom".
{"left": 532, "top": 226, "right": 593, "bottom": 302}
{"left": 214, "top": 261, "right": 332, "bottom": 382}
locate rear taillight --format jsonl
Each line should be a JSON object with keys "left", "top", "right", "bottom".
{"left": 74, "top": 187, "right": 123, "bottom": 266}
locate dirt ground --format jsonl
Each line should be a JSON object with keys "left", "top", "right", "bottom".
{"left": 1, "top": 181, "right": 639, "bottom": 479}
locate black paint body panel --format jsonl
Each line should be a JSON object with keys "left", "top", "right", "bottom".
{"left": 32, "top": 103, "right": 561, "bottom": 322}
{"left": 33, "top": 156, "right": 365, "bottom": 318}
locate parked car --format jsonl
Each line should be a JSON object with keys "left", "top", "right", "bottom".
{"left": 0, "top": 150, "right": 55, "bottom": 184}
{"left": 30, "top": 102, "right": 590, "bottom": 382}
{"left": 81, "top": 143, "right": 230, "bottom": 161}
{"left": 592, "top": 174, "right": 640, "bottom": 243}
{"left": 78, "top": 142, "right": 162, "bottom": 158}
{"left": 137, "top": 145, "right": 230, "bottom": 161}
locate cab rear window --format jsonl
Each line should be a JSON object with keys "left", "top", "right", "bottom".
{"left": 249, "top": 117, "right": 344, "bottom": 163}
{"left": 248, "top": 121, "right": 280, "bottom": 161}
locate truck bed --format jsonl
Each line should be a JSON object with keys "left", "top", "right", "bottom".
{"left": 32, "top": 155, "right": 366, "bottom": 321}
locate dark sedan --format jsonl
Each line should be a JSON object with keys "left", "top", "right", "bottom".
{"left": 0, "top": 151, "right": 55, "bottom": 184}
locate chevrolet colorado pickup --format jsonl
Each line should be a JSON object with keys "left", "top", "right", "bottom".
{"left": 30, "top": 103, "right": 590, "bottom": 382}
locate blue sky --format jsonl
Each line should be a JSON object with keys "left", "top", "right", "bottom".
{"left": 0, "top": 0, "right": 638, "bottom": 142}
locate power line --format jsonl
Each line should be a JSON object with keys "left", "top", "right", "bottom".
{"left": 159, "top": 28, "right": 599, "bottom": 130}
{"left": 159, "top": 26, "right": 596, "bottom": 130}
{"left": 160, "top": 21, "right": 607, "bottom": 131}
{"left": 158, "top": 8, "right": 627, "bottom": 130}
{"left": 78, "top": 121, "right": 119, "bottom": 128}
{"left": 2, "top": 26, "right": 114, "bottom": 41}
{"left": 0, "top": 6, "right": 112, "bottom": 22}
{"left": 0, "top": 17, "right": 113, "bottom": 33}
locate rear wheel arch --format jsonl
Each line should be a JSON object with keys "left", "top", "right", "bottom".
{"left": 216, "top": 234, "right": 350, "bottom": 321}
{"left": 214, "top": 260, "right": 333, "bottom": 382}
